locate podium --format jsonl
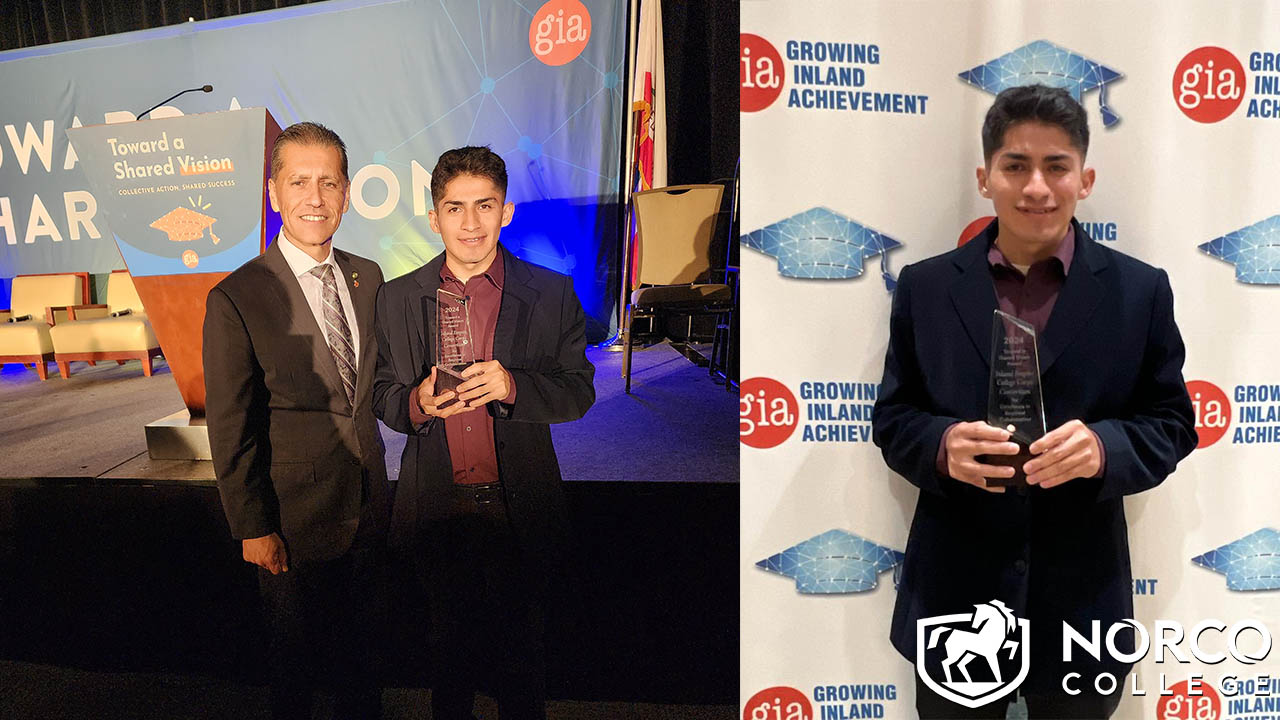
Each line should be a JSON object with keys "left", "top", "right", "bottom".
{"left": 68, "top": 109, "right": 281, "bottom": 459}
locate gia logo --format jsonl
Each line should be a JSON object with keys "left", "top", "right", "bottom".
{"left": 1186, "top": 380, "right": 1230, "bottom": 449}
{"left": 742, "top": 686, "right": 812, "bottom": 720}
{"left": 740, "top": 377, "right": 798, "bottom": 449}
{"left": 916, "top": 599, "right": 1030, "bottom": 709}
{"left": 529, "top": 0, "right": 591, "bottom": 67}
{"left": 1173, "top": 47, "right": 1246, "bottom": 123}
{"left": 740, "top": 33, "right": 785, "bottom": 112}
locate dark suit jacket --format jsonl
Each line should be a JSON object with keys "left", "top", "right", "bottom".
{"left": 204, "top": 239, "right": 390, "bottom": 565}
{"left": 872, "top": 219, "right": 1196, "bottom": 678}
{"left": 371, "top": 245, "right": 595, "bottom": 554}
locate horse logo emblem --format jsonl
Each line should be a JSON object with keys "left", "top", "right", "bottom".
{"left": 915, "top": 599, "right": 1030, "bottom": 708}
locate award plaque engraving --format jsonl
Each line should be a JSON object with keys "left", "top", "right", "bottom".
{"left": 980, "top": 310, "right": 1047, "bottom": 487}
{"left": 435, "top": 288, "right": 475, "bottom": 400}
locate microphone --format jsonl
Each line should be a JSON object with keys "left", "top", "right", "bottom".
{"left": 137, "top": 84, "right": 213, "bottom": 120}
{"left": 6, "top": 314, "right": 32, "bottom": 323}
{"left": 110, "top": 308, "right": 133, "bottom": 317}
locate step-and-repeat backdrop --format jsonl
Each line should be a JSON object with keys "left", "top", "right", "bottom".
{"left": 0, "top": 0, "right": 623, "bottom": 333}
{"left": 742, "top": 2, "right": 1280, "bottom": 718}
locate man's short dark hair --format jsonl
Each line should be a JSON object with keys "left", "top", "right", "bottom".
{"left": 271, "top": 121, "right": 349, "bottom": 181}
{"left": 430, "top": 146, "right": 508, "bottom": 206}
{"left": 981, "top": 84, "right": 1089, "bottom": 163}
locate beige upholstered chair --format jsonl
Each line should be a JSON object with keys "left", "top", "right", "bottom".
{"left": 623, "top": 184, "right": 733, "bottom": 393}
{"left": 0, "top": 273, "right": 90, "bottom": 380}
{"left": 50, "top": 270, "right": 162, "bottom": 378}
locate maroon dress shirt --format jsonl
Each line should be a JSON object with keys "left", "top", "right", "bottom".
{"left": 407, "top": 256, "right": 516, "bottom": 486}
{"left": 936, "top": 227, "right": 1104, "bottom": 477}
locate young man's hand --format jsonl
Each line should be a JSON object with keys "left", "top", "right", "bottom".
{"left": 944, "top": 421, "right": 1019, "bottom": 493}
{"left": 456, "top": 360, "right": 514, "bottom": 408}
{"left": 417, "top": 367, "right": 473, "bottom": 418}
{"left": 1025, "top": 420, "right": 1102, "bottom": 487}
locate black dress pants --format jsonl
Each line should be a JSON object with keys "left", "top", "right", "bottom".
{"left": 258, "top": 534, "right": 386, "bottom": 720}
{"left": 412, "top": 486, "right": 548, "bottom": 720}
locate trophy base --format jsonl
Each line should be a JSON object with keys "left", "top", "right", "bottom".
{"left": 979, "top": 443, "right": 1034, "bottom": 488}
{"left": 435, "top": 364, "right": 470, "bottom": 408}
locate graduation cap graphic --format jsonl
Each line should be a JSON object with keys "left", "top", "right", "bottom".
{"left": 1191, "top": 528, "right": 1280, "bottom": 592}
{"left": 959, "top": 40, "right": 1124, "bottom": 127}
{"left": 150, "top": 206, "right": 221, "bottom": 244}
{"left": 757, "top": 529, "right": 905, "bottom": 594}
{"left": 742, "top": 207, "right": 901, "bottom": 291}
{"left": 1199, "top": 215, "right": 1280, "bottom": 285}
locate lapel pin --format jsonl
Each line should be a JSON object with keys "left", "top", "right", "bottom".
{"left": 352, "top": 271, "right": 360, "bottom": 288}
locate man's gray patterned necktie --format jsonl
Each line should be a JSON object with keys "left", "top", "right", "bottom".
{"left": 308, "top": 263, "right": 357, "bottom": 405}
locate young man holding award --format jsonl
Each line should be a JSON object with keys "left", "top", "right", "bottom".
{"left": 371, "top": 146, "right": 595, "bottom": 720}
{"left": 871, "top": 85, "right": 1197, "bottom": 718}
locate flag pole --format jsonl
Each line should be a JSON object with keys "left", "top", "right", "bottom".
{"left": 601, "top": 0, "right": 642, "bottom": 352}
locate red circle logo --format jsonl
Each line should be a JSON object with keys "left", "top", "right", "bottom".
{"left": 743, "top": 686, "right": 813, "bottom": 720}
{"left": 1186, "top": 380, "right": 1231, "bottom": 449}
{"left": 740, "top": 377, "right": 799, "bottom": 449}
{"left": 1156, "top": 679, "right": 1221, "bottom": 720}
{"left": 959, "top": 216, "right": 996, "bottom": 247}
{"left": 529, "top": 0, "right": 591, "bottom": 66}
{"left": 741, "top": 34, "right": 785, "bottom": 112}
{"left": 1173, "top": 47, "right": 1246, "bottom": 123}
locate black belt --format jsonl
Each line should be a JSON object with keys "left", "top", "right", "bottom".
{"left": 453, "top": 482, "right": 504, "bottom": 506}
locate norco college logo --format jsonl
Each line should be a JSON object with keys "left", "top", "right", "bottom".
{"left": 918, "top": 606, "right": 1274, "bottom": 706}
{"left": 916, "top": 600, "right": 1030, "bottom": 709}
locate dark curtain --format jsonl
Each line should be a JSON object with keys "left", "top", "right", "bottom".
{"left": 0, "top": 0, "right": 320, "bottom": 51}
{"left": 662, "top": 0, "right": 739, "bottom": 270}
{"left": 662, "top": 0, "right": 739, "bottom": 189}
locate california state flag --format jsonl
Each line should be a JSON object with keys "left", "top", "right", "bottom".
{"left": 629, "top": 0, "right": 666, "bottom": 286}
{"left": 631, "top": 0, "right": 666, "bottom": 192}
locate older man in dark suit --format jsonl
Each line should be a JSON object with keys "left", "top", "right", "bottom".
{"left": 373, "top": 146, "right": 594, "bottom": 720}
{"left": 872, "top": 85, "right": 1197, "bottom": 718}
{"left": 204, "top": 122, "right": 389, "bottom": 720}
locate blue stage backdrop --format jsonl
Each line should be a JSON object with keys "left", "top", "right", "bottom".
{"left": 0, "top": 0, "right": 624, "bottom": 338}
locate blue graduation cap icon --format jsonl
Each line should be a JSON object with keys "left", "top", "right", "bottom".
{"left": 959, "top": 40, "right": 1124, "bottom": 127}
{"left": 1191, "top": 528, "right": 1280, "bottom": 591}
{"left": 757, "top": 529, "right": 905, "bottom": 594}
{"left": 1199, "top": 215, "right": 1280, "bottom": 285}
{"left": 741, "top": 207, "right": 902, "bottom": 291}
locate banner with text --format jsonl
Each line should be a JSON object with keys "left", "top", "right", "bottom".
{"left": 0, "top": 0, "right": 623, "bottom": 334}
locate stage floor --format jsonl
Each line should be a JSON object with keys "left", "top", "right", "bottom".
{"left": 0, "top": 342, "right": 736, "bottom": 485}
{"left": 0, "top": 660, "right": 735, "bottom": 719}
{"left": 0, "top": 343, "right": 740, "bottom": 707}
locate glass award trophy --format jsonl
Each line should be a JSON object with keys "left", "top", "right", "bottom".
{"left": 979, "top": 310, "right": 1047, "bottom": 488}
{"left": 435, "top": 288, "right": 474, "bottom": 401}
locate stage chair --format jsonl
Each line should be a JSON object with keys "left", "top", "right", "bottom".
{"left": 50, "top": 270, "right": 162, "bottom": 378}
{"left": 0, "top": 272, "right": 90, "bottom": 380}
{"left": 623, "top": 184, "right": 733, "bottom": 394}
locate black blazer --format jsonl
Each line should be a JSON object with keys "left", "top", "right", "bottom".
{"left": 371, "top": 245, "right": 595, "bottom": 554}
{"left": 204, "top": 240, "right": 390, "bottom": 565}
{"left": 872, "top": 219, "right": 1197, "bottom": 679}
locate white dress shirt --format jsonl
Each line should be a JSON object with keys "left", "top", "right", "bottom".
{"left": 276, "top": 232, "right": 362, "bottom": 366}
